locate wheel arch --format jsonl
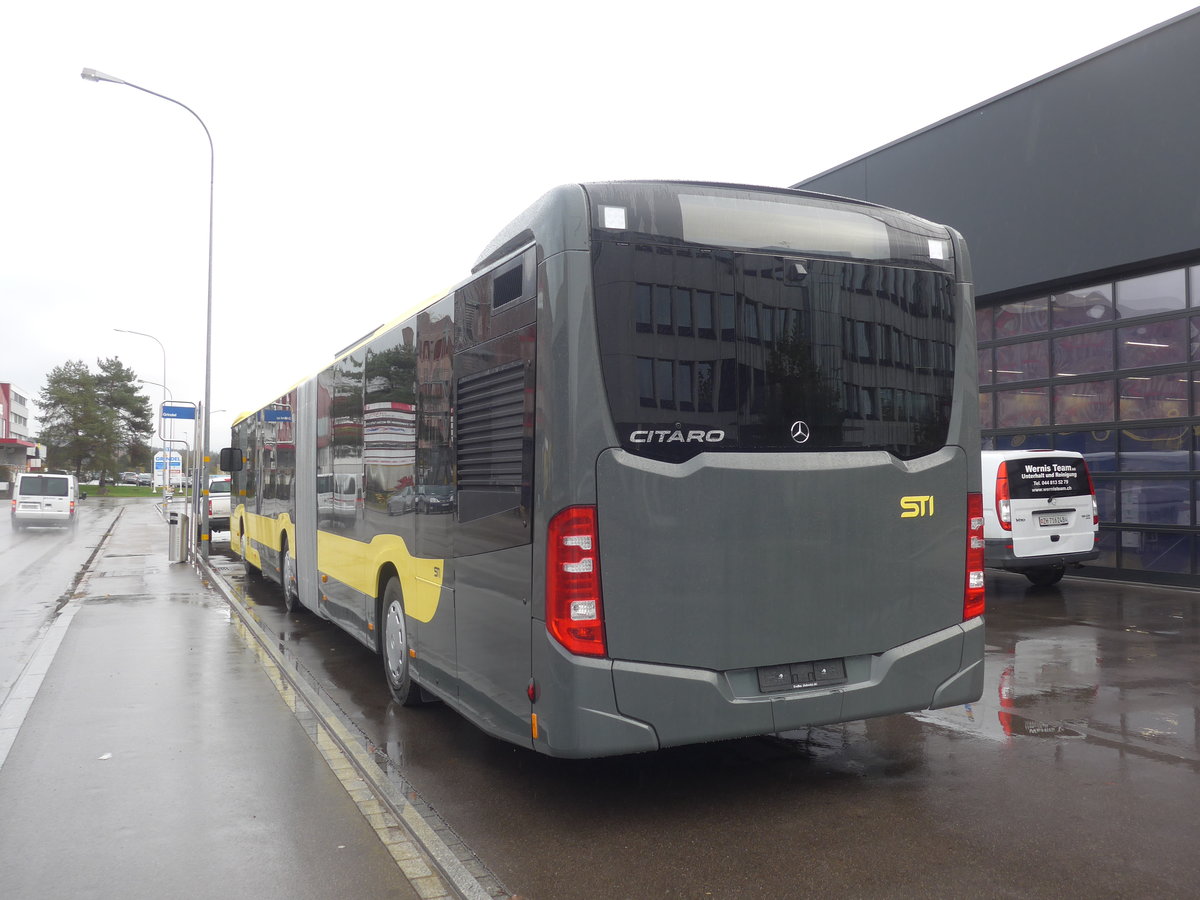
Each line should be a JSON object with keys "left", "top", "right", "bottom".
{"left": 375, "top": 562, "right": 401, "bottom": 652}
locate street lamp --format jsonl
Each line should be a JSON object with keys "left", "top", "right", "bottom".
{"left": 115, "top": 328, "right": 167, "bottom": 491}
{"left": 84, "top": 67, "right": 215, "bottom": 559}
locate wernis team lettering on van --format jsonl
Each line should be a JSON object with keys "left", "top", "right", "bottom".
{"left": 1020, "top": 464, "right": 1077, "bottom": 477}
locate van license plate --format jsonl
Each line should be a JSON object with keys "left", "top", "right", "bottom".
{"left": 1039, "top": 514, "right": 1070, "bottom": 527}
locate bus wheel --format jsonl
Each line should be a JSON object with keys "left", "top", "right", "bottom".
{"left": 381, "top": 577, "right": 421, "bottom": 706}
{"left": 1025, "top": 566, "right": 1065, "bottom": 587}
{"left": 240, "top": 521, "right": 264, "bottom": 581}
{"left": 282, "top": 543, "right": 299, "bottom": 613}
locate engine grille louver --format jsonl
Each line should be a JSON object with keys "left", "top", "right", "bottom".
{"left": 456, "top": 362, "right": 526, "bottom": 489}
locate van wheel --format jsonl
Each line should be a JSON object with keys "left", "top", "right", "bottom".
{"left": 1026, "top": 566, "right": 1065, "bottom": 587}
{"left": 381, "top": 577, "right": 421, "bottom": 706}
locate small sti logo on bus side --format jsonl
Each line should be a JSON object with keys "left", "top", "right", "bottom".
{"left": 900, "top": 495, "right": 935, "bottom": 518}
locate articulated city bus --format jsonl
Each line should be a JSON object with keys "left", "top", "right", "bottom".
{"left": 223, "top": 181, "right": 985, "bottom": 758}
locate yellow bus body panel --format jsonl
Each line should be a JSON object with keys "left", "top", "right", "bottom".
{"left": 316, "top": 530, "right": 444, "bottom": 623}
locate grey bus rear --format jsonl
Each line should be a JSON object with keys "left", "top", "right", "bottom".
{"left": 225, "top": 181, "right": 984, "bottom": 758}
{"left": 520, "top": 183, "right": 985, "bottom": 756}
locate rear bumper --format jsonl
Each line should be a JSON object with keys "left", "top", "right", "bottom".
{"left": 531, "top": 617, "right": 985, "bottom": 757}
{"left": 11, "top": 510, "right": 73, "bottom": 525}
{"left": 985, "top": 538, "right": 1098, "bottom": 572}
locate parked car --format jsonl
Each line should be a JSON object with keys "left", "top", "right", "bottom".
{"left": 136, "top": 473, "right": 153, "bottom": 486}
{"left": 11, "top": 473, "right": 82, "bottom": 530}
{"left": 207, "top": 475, "right": 232, "bottom": 532}
{"left": 120, "top": 471, "right": 138, "bottom": 484}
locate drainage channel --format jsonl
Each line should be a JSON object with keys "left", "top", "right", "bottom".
{"left": 195, "top": 553, "right": 510, "bottom": 900}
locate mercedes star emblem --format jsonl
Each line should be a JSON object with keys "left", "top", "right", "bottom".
{"left": 790, "top": 420, "right": 811, "bottom": 444}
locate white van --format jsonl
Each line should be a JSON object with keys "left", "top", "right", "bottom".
{"left": 981, "top": 449, "right": 1099, "bottom": 585}
{"left": 11, "top": 473, "right": 82, "bottom": 530}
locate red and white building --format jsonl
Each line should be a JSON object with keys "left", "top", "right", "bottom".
{"left": 1, "top": 383, "right": 40, "bottom": 483}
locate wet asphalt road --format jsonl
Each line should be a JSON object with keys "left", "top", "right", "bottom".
{"left": 0, "top": 496, "right": 122, "bottom": 699}
{"left": 215, "top": 550, "right": 1200, "bottom": 899}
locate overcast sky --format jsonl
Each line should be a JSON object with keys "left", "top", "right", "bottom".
{"left": 3, "top": 1, "right": 1196, "bottom": 450}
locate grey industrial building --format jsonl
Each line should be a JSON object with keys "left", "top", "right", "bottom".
{"left": 795, "top": 9, "right": 1200, "bottom": 586}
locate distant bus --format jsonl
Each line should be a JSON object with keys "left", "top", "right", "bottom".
{"left": 223, "top": 181, "right": 985, "bottom": 758}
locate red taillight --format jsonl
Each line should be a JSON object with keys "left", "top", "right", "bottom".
{"left": 1083, "top": 461, "right": 1100, "bottom": 525}
{"left": 965, "top": 492, "right": 986, "bottom": 620}
{"left": 546, "top": 505, "right": 606, "bottom": 657}
{"left": 995, "top": 462, "right": 1012, "bottom": 531}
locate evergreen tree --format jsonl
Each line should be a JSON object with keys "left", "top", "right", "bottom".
{"left": 37, "top": 358, "right": 153, "bottom": 481}
{"left": 96, "top": 357, "right": 155, "bottom": 453}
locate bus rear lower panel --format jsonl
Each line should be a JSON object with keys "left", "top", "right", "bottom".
{"left": 531, "top": 619, "right": 983, "bottom": 757}
{"left": 613, "top": 617, "right": 984, "bottom": 748}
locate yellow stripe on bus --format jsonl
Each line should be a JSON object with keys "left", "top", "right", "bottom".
{"left": 232, "top": 507, "right": 445, "bottom": 623}
{"left": 316, "top": 530, "right": 445, "bottom": 623}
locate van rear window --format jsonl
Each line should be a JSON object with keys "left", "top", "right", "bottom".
{"left": 18, "top": 476, "right": 69, "bottom": 497}
{"left": 1004, "top": 458, "right": 1088, "bottom": 499}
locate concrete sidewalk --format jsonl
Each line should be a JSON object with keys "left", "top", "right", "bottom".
{"left": 0, "top": 501, "right": 432, "bottom": 900}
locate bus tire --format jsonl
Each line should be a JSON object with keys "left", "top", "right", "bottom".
{"left": 381, "top": 577, "right": 421, "bottom": 706}
{"left": 240, "top": 520, "right": 264, "bottom": 581}
{"left": 1025, "top": 566, "right": 1065, "bottom": 587}
{"left": 281, "top": 539, "right": 299, "bottom": 613}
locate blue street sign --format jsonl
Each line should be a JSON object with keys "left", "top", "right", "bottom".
{"left": 162, "top": 403, "right": 197, "bottom": 420}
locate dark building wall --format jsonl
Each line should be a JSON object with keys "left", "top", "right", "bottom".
{"left": 795, "top": 10, "right": 1200, "bottom": 298}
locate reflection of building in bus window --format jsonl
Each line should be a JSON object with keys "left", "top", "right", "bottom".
{"left": 332, "top": 473, "right": 359, "bottom": 523}
{"left": 387, "top": 485, "right": 416, "bottom": 516}
{"left": 316, "top": 473, "right": 333, "bottom": 522}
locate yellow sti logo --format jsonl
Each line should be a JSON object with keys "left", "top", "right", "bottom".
{"left": 900, "top": 495, "right": 935, "bottom": 518}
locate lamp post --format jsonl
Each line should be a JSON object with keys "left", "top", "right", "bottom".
{"left": 84, "top": 68, "right": 215, "bottom": 559}
{"left": 115, "top": 328, "right": 167, "bottom": 491}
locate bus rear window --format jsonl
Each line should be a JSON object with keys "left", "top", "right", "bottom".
{"left": 593, "top": 243, "right": 958, "bottom": 462}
